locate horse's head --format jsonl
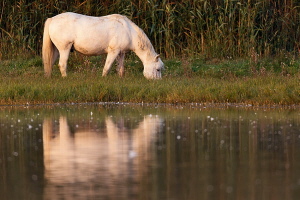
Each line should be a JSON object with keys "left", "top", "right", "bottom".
{"left": 143, "top": 55, "right": 164, "bottom": 79}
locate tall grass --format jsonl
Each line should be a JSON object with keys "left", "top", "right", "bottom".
{"left": 0, "top": 0, "right": 299, "bottom": 59}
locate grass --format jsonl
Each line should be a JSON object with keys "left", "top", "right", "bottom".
{"left": 0, "top": 55, "right": 299, "bottom": 106}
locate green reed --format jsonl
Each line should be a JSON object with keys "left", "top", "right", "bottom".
{"left": 0, "top": 0, "right": 299, "bottom": 60}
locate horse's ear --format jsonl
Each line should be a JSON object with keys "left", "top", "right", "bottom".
{"left": 155, "top": 54, "right": 160, "bottom": 62}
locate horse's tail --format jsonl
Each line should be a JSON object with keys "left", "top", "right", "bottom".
{"left": 42, "top": 18, "right": 55, "bottom": 77}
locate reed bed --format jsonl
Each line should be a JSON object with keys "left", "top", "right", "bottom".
{"left": 0, "top": 0, "right": 299, "bottom": 59}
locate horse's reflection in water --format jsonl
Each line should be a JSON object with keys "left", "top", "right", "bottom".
{"left": 43, "top": 115, "right": 163, "bottom": 199}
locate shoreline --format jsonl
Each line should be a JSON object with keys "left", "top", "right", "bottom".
{"left": 1, "top": 101, "right": 300, "bottom": 110}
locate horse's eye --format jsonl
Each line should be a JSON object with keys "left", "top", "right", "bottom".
{"left": 157, "top": 69, "right": 160, "bottom": 72}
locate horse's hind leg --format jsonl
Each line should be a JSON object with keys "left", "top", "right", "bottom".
{"left": 116, "top": 52, "right": 125, "bottom": 77}
{"left": 58, "top": 50, "right": 71, "bottom": 77}
{"left": 52, "top": 48, "right": 59, "bottom": 67}
{"left": 102, "top": 50, "right": 120, "bottom": 77}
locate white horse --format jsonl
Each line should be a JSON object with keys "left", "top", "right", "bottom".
{"left": 42, "top": 12, "right": 164, "bottom": 79}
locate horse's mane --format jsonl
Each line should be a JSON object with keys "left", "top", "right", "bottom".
{"left": 125, "top": 17, "right": 156, "bottom": 56}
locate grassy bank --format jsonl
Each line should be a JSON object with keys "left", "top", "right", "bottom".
{"left": 0, "top": 55, "right": 299, "bottom": 105}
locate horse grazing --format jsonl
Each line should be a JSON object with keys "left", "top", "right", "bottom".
{"left": 42, "top": 12, "right": 164, "bottom": 79}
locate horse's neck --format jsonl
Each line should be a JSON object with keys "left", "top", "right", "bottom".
{"left": 134, "top": 49, "right": 155, "bottom": 64}
{"left": 132, "top": 28, "right": 156, "bottom": 64}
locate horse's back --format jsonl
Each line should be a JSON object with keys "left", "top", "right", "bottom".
{"left": 48, "top": 12, "right": 137, "bottom": 55}
{"left": 50, "top": 12, "right": 132, "bottom": 30}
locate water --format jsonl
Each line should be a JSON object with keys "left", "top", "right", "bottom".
{"left": 1, "top": 104, "right": 300, "bottom": 200}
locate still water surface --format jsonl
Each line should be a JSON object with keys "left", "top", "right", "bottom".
{"left": 1, "top": 104, "right": 300, "bottom": 200}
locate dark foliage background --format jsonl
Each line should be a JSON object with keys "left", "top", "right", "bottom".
{"left": 0, "top": 0, "right": 299, "bottom": 59}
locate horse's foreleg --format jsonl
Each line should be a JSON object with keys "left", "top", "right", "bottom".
{"left": 58, "top": 50, "right": 70, "bottom": 77}
{"left": 102, "top": 50, "right": 120, "bottom": 77}
{"left": 116, "top": 52, "right": 125, "bottom": 77}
